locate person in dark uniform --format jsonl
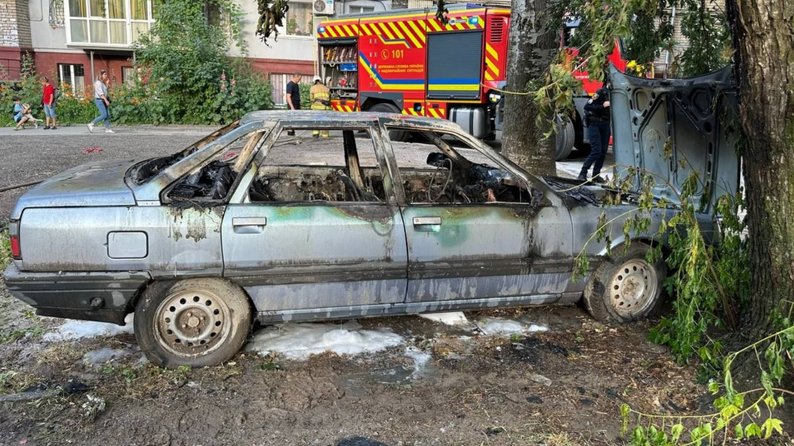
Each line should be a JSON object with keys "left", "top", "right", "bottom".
{"left": 578, "top": 87, "right": 611, "bottom": 183}
{"left": 285, "top": 74, "right": 301, "bottom": 136}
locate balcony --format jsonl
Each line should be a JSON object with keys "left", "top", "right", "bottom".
{"left": 65, "top": 0, "right": 156, "bottom": 48}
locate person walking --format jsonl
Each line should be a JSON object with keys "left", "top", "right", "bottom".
{"left": 578, "top": 87, "right": 611, "bottom": 183}
{"left": 309, "top": 76, "right": 331, "bottom": 138}
{"left": 87, "top": 69, "right": 113, "bottom": 134}
{"left": 285, "top": 74, "right": 301, "bottom": 136}
{"left": 41, "top": 77, "right": 57, "bottom": 130}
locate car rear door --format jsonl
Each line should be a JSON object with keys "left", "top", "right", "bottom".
{"left": 221, "top": 123, "right": 408, "bottom": 315}
{"left": 380, "top": 120, "right": 574, "bottom": 304}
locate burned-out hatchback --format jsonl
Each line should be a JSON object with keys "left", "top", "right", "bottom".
{"left": 5, "top": 80, "right": 739, "bottom": 367}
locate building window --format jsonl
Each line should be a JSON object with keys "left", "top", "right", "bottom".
{"left": 284, "top": 0, "right": 314, "bottom": 36}
{"left": 57, "top": 63, "right": 86, "bottom": 97}
{"left": 65, "top": 0, "right": 157, "bottom": 47}
{"left": 49, "top": 0, "right": 66, "bottom": 28}
{"left": 348, "top": 5, "right": 375, "bottom": 14}
{"left": 121, "top": 66, "right": 136, "bottom": 86}
{"left": 270, "top": 73, "right": 314, "bottom": 106}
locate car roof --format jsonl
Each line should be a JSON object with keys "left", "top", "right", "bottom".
{"left": 240, "top": 110, "right": 463, "bottom": 131}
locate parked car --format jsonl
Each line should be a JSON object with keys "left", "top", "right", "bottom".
{"left": 4, "top": 67, "right": 739, "bottom": 367}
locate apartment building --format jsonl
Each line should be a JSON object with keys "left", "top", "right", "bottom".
{"left": 0, "top": 0, "right": 327, "bottom": 104}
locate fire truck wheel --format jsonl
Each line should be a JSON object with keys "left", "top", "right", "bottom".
{"left": 369, "top": 103, "right": 409, "bottom": 141}
{"left": 554, "top": 114, "right": 575, "bottom": 160}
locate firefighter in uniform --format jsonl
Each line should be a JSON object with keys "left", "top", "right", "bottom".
{"left": 310, "top": 76, "right": 331, "bottom": 138}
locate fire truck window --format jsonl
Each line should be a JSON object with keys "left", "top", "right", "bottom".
{"left": 387, "top": 128, "right": 535, "bottom": 205}
{"left": 248, "top": 128, "right": 386, "bottom": 203}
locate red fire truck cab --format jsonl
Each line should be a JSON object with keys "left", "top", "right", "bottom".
{"left": 316, "top": 5, "right": 625, "bottom": 159}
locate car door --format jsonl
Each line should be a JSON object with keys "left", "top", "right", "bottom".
{"left": 380, "top": 119, "right": 574, "bottom": 304}
{"left": 221, "top": 122, "right": 408, "bottom": 315}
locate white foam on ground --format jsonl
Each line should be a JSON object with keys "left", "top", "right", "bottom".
{"left": 246, "top": 321, "right": 404, "bottom": 360}
{"left": 418, "top": 312, "right": 470, "bottom": 326}
{"left": 477, "top": 318, "right": 549, "bottom": 336}
{"left": 404, "top": 346, "right": 432, "bottom": 378}
{"left": 43, "top": 314, "right": 134, "bottom": 341}
{"left": 82, "top": 347, "right": 134, "bottom": 365}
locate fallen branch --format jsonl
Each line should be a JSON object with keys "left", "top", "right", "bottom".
{"left": 0, "top": 180, "right": 43, "bottom": 193}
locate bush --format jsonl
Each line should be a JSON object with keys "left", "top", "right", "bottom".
{"left": 126, "top": 0, "right": 274, "bottom": 125}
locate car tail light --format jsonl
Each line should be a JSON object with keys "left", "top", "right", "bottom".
{"left": 10, "top": 235, "right": 21, "bottom": 259}
{"left": 8, "top": 221, "right": 21, "bottom": 260}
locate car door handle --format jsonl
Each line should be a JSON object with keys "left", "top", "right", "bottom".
{"left": 413, "top": 216, "right": 442, "bottom": 226}
{"left": 233, "top": 217, "right": 267, "bottom": 227}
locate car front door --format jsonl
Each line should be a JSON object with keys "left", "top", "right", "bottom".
{"left": 221, "top": 123, "right": 408, "bottom": 317}
{"left": 381, "top": 120, "right": 574, "bottom": 304}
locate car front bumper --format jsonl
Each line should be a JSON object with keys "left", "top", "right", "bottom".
{"left": 3, "top": 263, "right": 151, "bottom": 325}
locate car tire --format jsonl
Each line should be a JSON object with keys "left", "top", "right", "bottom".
{"left": 554, "top": 114, "right": 575, "bottom": 161}
{"left": 368, "top": 103, "right": 408, "bottom": 141}
{"left": 582, "top": 242, "right": 666, "bottom": 323}
{"left": 134, "top": 278, "right": 252, "bottom": 368}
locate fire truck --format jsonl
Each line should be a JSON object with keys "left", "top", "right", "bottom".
{"left": 316, "top": 4, "right": 626, "bottom": 159}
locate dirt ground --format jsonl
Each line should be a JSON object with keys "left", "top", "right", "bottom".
{"left": 0, "top": 270, "right": 741, "bottom": 446}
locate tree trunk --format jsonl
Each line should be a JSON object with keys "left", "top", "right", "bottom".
{"left": 729, "top": 0, "right": 794, "bottom": 336}
{"left": 502, "top": 0, "right": 557, "bottom": 176}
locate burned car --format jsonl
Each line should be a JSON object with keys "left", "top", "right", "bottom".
{"left": 4, "top": 69, "right": 738, "bottom": 367}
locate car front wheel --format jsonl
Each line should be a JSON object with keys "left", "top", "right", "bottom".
{"left": 583, "top": 243, "right": 666, "bottom": 323}
{"left": 134, "top": 278, "right": 252, "bottom": 367}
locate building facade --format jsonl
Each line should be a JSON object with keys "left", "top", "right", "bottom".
{"left": 0, "top": 0, "right": 325, "bottom": 104}
{"left": 1, "top": 0, "right": 451, "bottom": 105}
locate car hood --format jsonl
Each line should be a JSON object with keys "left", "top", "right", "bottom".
{"left": 10, "top": 159, "right": 138, "bottom": 220}
{"left": 609, "top": 65, "right": 740, "bottom": 213}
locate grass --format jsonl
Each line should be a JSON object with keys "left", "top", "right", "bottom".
{"left": 0, "top": 309, "right": 45, "bottom": 344}
{"left": 0, "top": 228, "right": 10, "bottom": 271}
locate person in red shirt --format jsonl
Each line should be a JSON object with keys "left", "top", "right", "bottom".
{"left": 41, "top": 77, "right": 57, "bottom": 130}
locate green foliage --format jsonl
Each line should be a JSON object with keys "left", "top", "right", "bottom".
{"left": 0, "top": 309, "right": 45, "bottom": 344}
{"left": 536, "top": 0, "right": 731, "bottom": 128}
{"left": 255, "top": 0, "right": 290, "bottom": 43}
{"left": 55, "top": 94, "right": 96, "bottom": 124}
{"left": 130, "top": 0, "right": 274, "bottom": 124}
{"left": 0, "top": 228, "right": 10, "bottom": 270}
{"left": 0, "top": 54, "right": 43, "bottom": 126}
{"left": 621, "top": 319, "right": 793, "bottom": 445}
{"left": 648, "top": 191, "right": 749, "bottom": 366}
{"left": 299, "top": 83, "right": 312, "bottom": 109}
{"left": 0, "top": 54, "right": 98, "bottom": 126}
{"left": 674, "top": 0, "right": 731, "bottom": 76}
{"left": 548, "top": 0, "right": 730, "bottom": 79}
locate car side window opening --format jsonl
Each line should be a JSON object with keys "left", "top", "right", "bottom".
{"left": 167, "top": 128, "right": 265, "bottom": 202}
{"left": 248, "top": 128, "right": 387, "bottom": 203}
{"left": 386, "top": 127, "right": 535, "bottom": 205}
{"left": 131, "top": 120, "right": 242, "bottom": 185}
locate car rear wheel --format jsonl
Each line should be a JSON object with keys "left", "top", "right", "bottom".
{"left": 582, "top": 243, "right": 666, "bottom": 323}
{"left": 134, "top": 278, "right": 252, "bottom": 367}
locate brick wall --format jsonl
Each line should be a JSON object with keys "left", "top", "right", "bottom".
{"left": 0, "top": 0, "right": 20, "bottom": 47}
{"left": 14, "top": 0, "right": 31, "bottom": 47}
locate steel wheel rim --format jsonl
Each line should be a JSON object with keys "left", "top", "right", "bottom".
{"left": 154, "top": 288, "right": 232, "bottom": 358}
{"left": 609, "top": 259, "right": 658, "bottom": 318}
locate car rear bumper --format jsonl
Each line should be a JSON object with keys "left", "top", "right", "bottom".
{"left": 3, "top": 263, "right": 151, "bottom": 325}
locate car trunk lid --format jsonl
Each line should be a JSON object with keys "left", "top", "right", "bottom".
{"left": 10, "top": 159, "right": 138, "bottom": 219}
